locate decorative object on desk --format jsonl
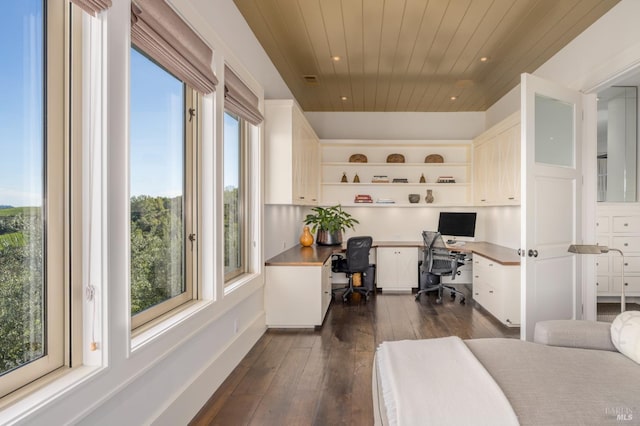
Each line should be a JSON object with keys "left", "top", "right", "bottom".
{"left": 437, "top": 176, "right": 456, "bottom": 183}
{"left": 568, "top": 244, "right": 626, "bottom": 312}
{"left": 408, "top": 194, "right": 420, "bottom": 203}
{"left": 299, "top": 226, "right": 314, "bottom": 247}
{"left": 354, "top": 194, "right": 373, "bottom": 203}
{"left": 419, "top": 173, "right": 426, "bottom": 183}
{"left": 425, "top": 189, "right": 434, "bottom": 204}
{"left": 425, "top": 154, "right": 444, "bottom": 163}
{"left": 304, "top": 205, "right": 359, "bottom": 246}
{"left": 392, "top": 178, "right": 408, "bottom": 183}
{"left": 372, "top": 175, "right": 389, "bottom": 183}
{"left": 341, "top": 172, "right": 348, "bottom": 183}
{"left": 386, "top": 153, "right": 405, "bottom": 163}
{"left": 349, "top": 153, "right": 367, "bottom": 163}
{"left": 353, "top": 173, "right": 360, "bottom": 183}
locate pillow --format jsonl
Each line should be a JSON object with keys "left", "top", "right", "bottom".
{"left": 610, "top": 311, "right": 640, "bottom": 364}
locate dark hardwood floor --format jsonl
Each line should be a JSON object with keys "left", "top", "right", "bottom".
{"left": 190, "top": 289, "right": 519, "bottom": 425}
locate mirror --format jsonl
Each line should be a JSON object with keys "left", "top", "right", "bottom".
{"left": 597, "top": 86, "right": 637, "bottom": 202}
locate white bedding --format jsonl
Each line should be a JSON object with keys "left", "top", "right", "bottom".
{"left": 375, "top": 336, "right": 519, "bottom": 426}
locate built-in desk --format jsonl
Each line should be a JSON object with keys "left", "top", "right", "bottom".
{"left": 264, "top": 241, "right": 520, "bottom": 328}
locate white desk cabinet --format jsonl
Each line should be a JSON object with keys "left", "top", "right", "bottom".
{"left": 377, "top": 247, "right": 418, "bottom": 291}
{"left": 472, "top": 254, "right": 520, "bottom": 327}
{"left": 265, "top": 258, "right": 332, "bottom": 328}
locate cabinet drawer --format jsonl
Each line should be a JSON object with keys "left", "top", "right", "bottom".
{"left": 611, "top": 236, "right": 640, "bottom": 253}
{"left": 612, "top": 216, "right": 640, "bottom": 233}
{"left": 611, "top": 276, "right": 640, "bottom": 293}
{"left": 596, "top": 257, "right": 609, "bottom": 274}
{"left": 596, "top": 216, "right": 610, "bottom": 233}
{"left": 596, "top": 276, "right": 609, "bottom": 294}
{"left": 613, "top": 256, "right": 640, "bottom": 273}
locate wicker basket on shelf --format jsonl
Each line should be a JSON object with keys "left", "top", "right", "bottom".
{"left": 386, "top": 153, "right": 405, "bottom": 163}
{"left": 349, "top": 154, "right": 368, "bottom": 163}
{"left": 425, "top": 154, "right": 444, "bottom": 163}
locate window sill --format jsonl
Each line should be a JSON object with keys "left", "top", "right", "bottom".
{"left": 224, "top": 272, "right": 258, "bottom": 295}
{"left": 0, "top": 365, "right": 103, "bottom": 424}
{"left": 131, "top": 299, "right": 212, "bottom": 352}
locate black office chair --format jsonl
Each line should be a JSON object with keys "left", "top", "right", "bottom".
{"left": 331, "top": 236, "right": 373, "bottom": 302}
{"left": 415, "top": 231, "right": 466, "bottom": 304}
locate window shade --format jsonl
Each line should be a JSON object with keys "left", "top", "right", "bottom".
{"left": 224, "top": 66, "right": 263, "bottom": 125}
{"left": 131, "top": 0, "right": 218, "bottom": 94}
{"left": 70, "top": 0, "right": 112, "bottom": 16}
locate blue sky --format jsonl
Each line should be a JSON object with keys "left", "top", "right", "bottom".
{"left": 1, "top": 3, "right": 239, "bottom": 206}
{"left": 0, "top": 0, "right": 43, "bottom": 207}
{"left": 130, "top": 48, "right": 184, "bottom": 198}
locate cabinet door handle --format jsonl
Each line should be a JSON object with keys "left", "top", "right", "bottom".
{"left": 508, "top": 197, "right": 515, "bottom": 200}
{"left": 489, "top": 290, "right": 494, "bottom": 294}
{"left": 624, "top": 223, "right": 629, "bottom": 227}
{"left": 625, "top": 282, "right": 629, "bottom": 286}
{"left": 474, "top": 292, "right": 479, "bottom": 296}
{"left": 624, "top": 243, "right": 629, "bottom": 247}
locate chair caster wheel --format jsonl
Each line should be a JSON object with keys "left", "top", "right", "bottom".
{"left": 460, "top": 298, "right": 466, "bottom": 305}
{"left": 436, "top": 297, "right": 443, "bottom": 304}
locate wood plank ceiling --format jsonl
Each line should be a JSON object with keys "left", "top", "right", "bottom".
{"left": 233, "top": 0, "right": 620, "bottom": 112}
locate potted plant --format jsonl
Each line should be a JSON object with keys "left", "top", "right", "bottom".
{"left": 303, "top": 205, "right": 359, "bottom": 245}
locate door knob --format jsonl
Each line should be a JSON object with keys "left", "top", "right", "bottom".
{"left": 528, "top": 249, "right": 538, "bottom": 258}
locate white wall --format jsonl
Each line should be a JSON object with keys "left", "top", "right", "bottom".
{"left": 264, "top": 205, "right": 311, "bottom": 260}
{"left": 305, "top": 111, "right": 485, "bottom": 140}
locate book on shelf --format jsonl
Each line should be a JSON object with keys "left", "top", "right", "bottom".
{"left": 437, "top": 176, "right": 456, "bottom": 183}
{"left": 354, "top": 194, "right": 373, "bottom": 203}
{"left": 372, "top": 175, "right": 389, "bottom": 183}
{"left": 375, "top": 198, "right": 395, "bottom": 204}
{"left": 391, "top": 178, "right": 409, "bottom": 183}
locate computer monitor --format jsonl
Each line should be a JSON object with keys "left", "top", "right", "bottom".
{"left": 437, "top": 212, "right": 477, "bottom": 242}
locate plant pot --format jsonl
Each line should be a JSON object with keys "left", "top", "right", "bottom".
{"left": 316, "top": 229, "right": 343, "bottom": 246}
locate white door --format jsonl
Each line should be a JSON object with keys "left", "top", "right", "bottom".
{"left": 520, "top": 73, "right": 583, "bottom": 341}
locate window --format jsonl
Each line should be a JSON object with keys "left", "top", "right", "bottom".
{"left": 223, "top": 112, "right": 249, "bottom": 282}
{"left": 0, "top": 0, "right": 68, "bottom": 396}
{"left": 129, "top": 47, "right": 198, "bottom": 329}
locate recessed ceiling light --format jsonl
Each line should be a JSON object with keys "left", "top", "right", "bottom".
{"left": 332, "top": 55, "right": 341, "bottom": 62}
{"left": 450, "top": 96, "right": 457, "bottom": 101}
{"left": 480, "top": 56, "right": 489, "bottom": 62}
{"left": 340, "top": 96, "right": 348, "bottom": 101}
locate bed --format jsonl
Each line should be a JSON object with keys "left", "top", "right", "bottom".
{"left": 373, "top": 318, "right": 640, "bottom": 425}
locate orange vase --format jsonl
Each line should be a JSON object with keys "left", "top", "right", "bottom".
{"left": 300, "top": 226, "right": 314, "bottom": 247}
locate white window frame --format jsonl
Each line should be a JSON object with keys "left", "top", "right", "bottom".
{"left": 0, "top": 0, "right": 83, "bottom": 398}
{"left": 223, "top": 111, "right": 251, "bottom": 285}
{"left": 129, "top": 48, "right": 200, "bottom": 331}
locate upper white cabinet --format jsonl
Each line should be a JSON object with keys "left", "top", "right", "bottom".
{"left": 320, "top": 140, "right": 472, "bottom": 207}
{"left": 473, "top": 112, "right": 521, "bottom": 206}
{"left": 265, "top": 100, "right": 319, "bottom": 205}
